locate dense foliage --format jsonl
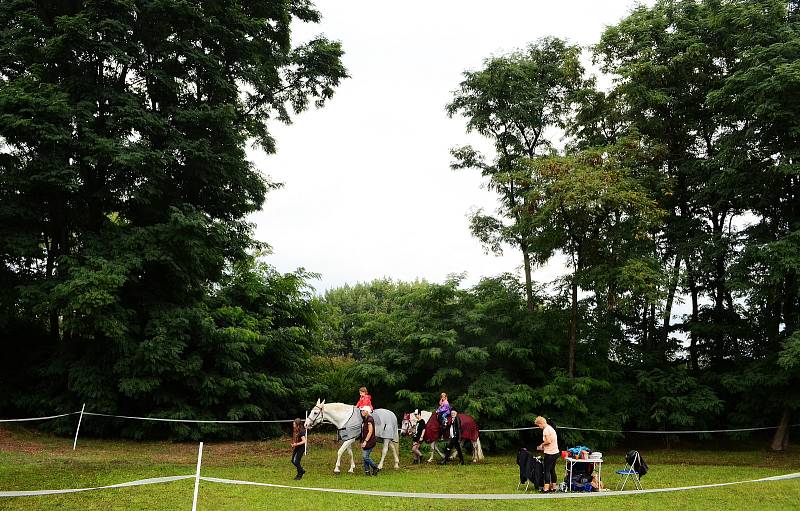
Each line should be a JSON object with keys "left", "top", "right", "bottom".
{"left": 319, "top": 0, "right": 799, "bottom": 451}
{"left": 1, "top": 0, "right": 797, "bottom": 451}
{"left": 0, "top": 0, "right": 345, "bottom": 439}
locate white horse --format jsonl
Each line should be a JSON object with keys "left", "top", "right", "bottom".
{"left": 401, "top": 409, "right": 484, "bottom": 463}
{"left": 304, "top": 399, "right": 400, "bottom": 474}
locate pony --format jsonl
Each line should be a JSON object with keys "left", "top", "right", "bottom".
{"left": 304, "top": 399, "right": 400, "bottom": 474}
{"left": 401, "top": 409, "right": 484, "bottom": 463}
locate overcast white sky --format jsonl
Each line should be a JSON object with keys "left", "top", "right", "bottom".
{"left": 248, "top": 0, "right": 647, "bottom": 294}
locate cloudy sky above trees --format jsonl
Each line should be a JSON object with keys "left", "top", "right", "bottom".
{"left": 250, "top": 0, "right": 649, "bottom": 293}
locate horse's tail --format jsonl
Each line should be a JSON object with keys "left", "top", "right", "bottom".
{"left": 474, "top": 437, "right": 485, "bottom": 461}
{"left": 386, "top": 412, "right": 400, "bottom": 443}
{"left": 373, "top": 409, "right": 400, "bottom": 443}
{"left": 392, "top": 413, "right": 400, "bottom": 442}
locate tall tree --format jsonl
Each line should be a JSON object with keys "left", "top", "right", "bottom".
{"left": 447, "top": 37, "right": 584, "bottom": 311}
{"left": 596, "top": 0, "right": 747, "bottom": 368}
{"left": 0, "top": 0, "right": 346, "bottom": 427}
{"left": 527, "top": 140, "right": 665, "bottom": 377}
{"left": 711, "top": 0, "right": 800, "bottom": 450}
{"left": 597, "top": 0, "right": 800, "bottom": 449}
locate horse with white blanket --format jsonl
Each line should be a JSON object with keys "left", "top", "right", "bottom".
{"left": 304, "top": 399, "right": 400, "bottom": 474}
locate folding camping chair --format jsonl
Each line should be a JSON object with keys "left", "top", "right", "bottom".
{"left": 615, "top": 450, "right": 644, "bottom": 490}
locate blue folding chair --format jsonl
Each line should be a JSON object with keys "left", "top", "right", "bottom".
{"left": 616, "top": 450, "right": 644, "bottom": 490}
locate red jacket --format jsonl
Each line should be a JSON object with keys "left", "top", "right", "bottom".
{"left": 356, "top": 394, "right": 374, "bottom": 411}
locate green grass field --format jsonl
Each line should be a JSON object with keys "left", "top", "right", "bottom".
{"left": 1, "top": 425, "right": 799, "bottom": 510}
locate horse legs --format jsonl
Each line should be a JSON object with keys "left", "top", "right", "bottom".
{"left": 335, "top": 438, "right": 355, "bottom": 474}
{"left": 391, "top": 441, "right": 400, "bottom": 469}
{"left": 378, "top": 439, "right": 390, "bottom": 470}
{"left": 347, "top": 441, "right": 356, "bottom": 473}
{"left": 427, "top": 441, "right": 441, "bottom": 463}
{"left": 463, "top": 440, "right": 478, "bottom": 463}
{"left": 450, "top": 442, "right": 460, "bottom": 461}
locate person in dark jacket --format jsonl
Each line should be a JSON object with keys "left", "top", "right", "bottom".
{"left": 411, "top": 410, "right": 426, "bottom": 464}
{"left": 360, "top": 406, "right": 380, "bottom": 476}
{"left": 439, "top": 410, "right": 464, "bottom": 465}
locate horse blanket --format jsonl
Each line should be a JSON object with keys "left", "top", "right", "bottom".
{"left": 337, "top": 406, "right": 362, "bottom": 442}
{"left": 423, "top": 413, "right": 479, "bottom": 443}
{"left": 338, "top": 406, "right": 399, "bottom": 443}
{"left": 372, "top": 408, "right": 399, "bottom": 442}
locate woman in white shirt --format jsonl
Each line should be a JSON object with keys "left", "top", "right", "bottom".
{"left": 535, "top": 416, "right": 559, "bottom": 492}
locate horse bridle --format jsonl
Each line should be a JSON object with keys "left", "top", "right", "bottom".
{"left": 308, "top": 403, "right": 325, "bottom": 428}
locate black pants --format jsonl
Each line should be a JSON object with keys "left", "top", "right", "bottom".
{"left": 543, "top": 453, "right": 558, "bottom": 485}
{"left": 291, "top": 446, "right": 304, "bottom": 474}
{"left": 443, "top": 438, "right": 464, "bottom": 464}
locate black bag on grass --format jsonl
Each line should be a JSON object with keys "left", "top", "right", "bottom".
{"left": 530, "top": 456, "right": 544, "bottom": 488}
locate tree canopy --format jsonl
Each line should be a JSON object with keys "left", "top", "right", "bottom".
{"left": 0, "top": 0, "right": 345, "bottom": 438}
{"left": 1, "top": 0, "right": 797, "bottom": 451}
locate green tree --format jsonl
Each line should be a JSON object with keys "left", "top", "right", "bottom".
{"left": 320, "top": 276, "right": 636, "bottom": 449}
{"left": 526, "top": 140, "right": 665, "bottom": 377}
{"left": 596, "top": 0, "right": 800, "bottom": 450}
{"left": 595, "top": 0, "right": 734, "bottom": 369}
{"left": 710, "top": 0, "right": 800, "bottom": 450}
{"left": 0, "top": 0, "right": 346, "bottom": 431}
{"left": 447, "top": 37, "right": 584, "bottom": 311}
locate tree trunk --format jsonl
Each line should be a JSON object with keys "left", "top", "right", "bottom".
{"left": 770, "top": 407, "right": 791, "bottom": 452}
{"left": 45, "top": 237, "right": 59, "bottom": 343}
{"left": 522, "top": 248, "right": 535, "bottom": 312}
{"left": 764, "top": 286, "right": 782, "bottom": 358}
{"left": 711, "top": 213, "right": 727, "bottom": 365}
{"left": 568, "top": 275, "right": 578, "bottom": 378}
{"left": 688, "top": 268, "right": 700, "bottom": 372}
{"left": 46, "top": 198, "right": 67, "bottom": 344}
{"left": 784, "top": 271, "right": 798, "bottom": 334}
{"left": 641, "top": 300, "right": 649, "bottom": 352}
{"left": 661, "top": 255, "right": 681, "bottom": 347}
{"left": 650, "top": 302, "right": 656, "bottom": 353}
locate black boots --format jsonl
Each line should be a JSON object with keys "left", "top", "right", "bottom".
{"left": 294, "top": 469, "right": 305, "bottom": 480}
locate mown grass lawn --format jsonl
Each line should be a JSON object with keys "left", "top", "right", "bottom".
{"left": 1, "top": 426, "right": 798, "bottom": 510}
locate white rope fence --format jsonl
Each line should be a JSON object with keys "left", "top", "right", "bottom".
{"left": 3, "top": 472, "right": 798, "bottom": 500}
{"left": 2, "top": 410, "right": 798, "bottom": 508}
{"left": 3, "top": 408, "right": 796, "bottom": 434}
{"left": 81, "top": 412, "right": 293, "bottom": 424}
{"left": 200, "top": 471, "right": 800, "bottom": 500}
{"left": 482, "top": 424, "right": 800, "bottom": 434}
{"left": 0, "top": 408, "right": 296, "bottom": 450}
{"left": 2, "top": 406, "right": 799, "bottom": 452}
{"left": 2, "top": 442, "right": 799, "bottom": 501}
{"left": 0, "top": 475, "right": 194, "bottom": 497}
{"left": 0, "top": 412, "right": 79, "bottom": 422}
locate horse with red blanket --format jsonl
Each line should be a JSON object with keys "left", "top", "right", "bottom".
{"left": 401, "top": 410, "right": 484, "bottom": 463}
